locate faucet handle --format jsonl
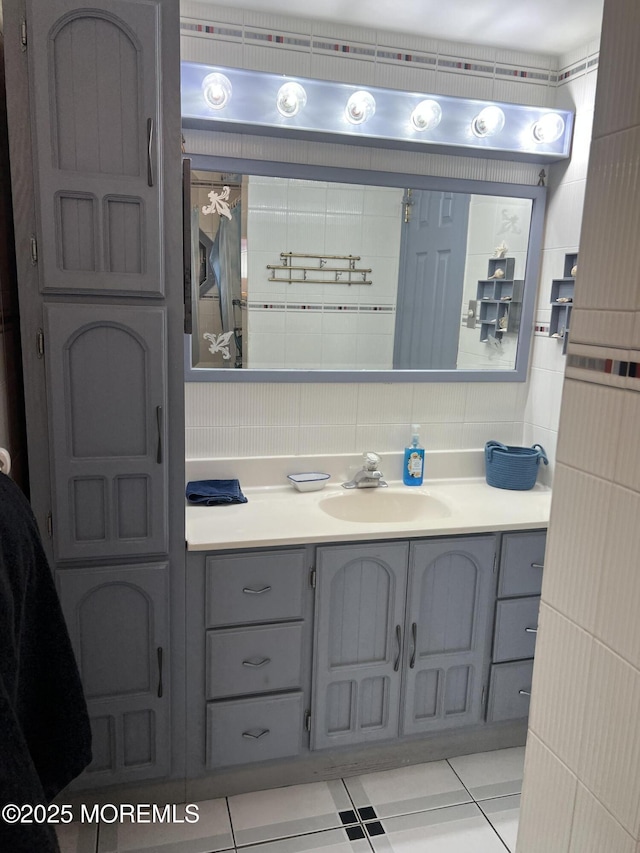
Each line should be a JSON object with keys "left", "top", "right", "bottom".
{"left": 363, "top": 451, "right": 381, "bottom": 469}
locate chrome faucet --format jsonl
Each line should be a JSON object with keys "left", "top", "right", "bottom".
{"left": 342, "top": 452, "right": 388, "bottom": 489}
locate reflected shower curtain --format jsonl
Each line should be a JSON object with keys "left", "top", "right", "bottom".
{"left": 190, "top": 206, "right": 201, "bottom": 366}
{"left": 210, "top": 201, "right": 242, "bottom": 367}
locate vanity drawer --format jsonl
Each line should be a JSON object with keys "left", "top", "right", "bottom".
{"left": 206, "top": 549, "right": 306, "bottom": 627}
{"left": 206, "top": 692, "right": 304, "bottom": 768}
{"left": 487, "top": 660, "right": 533, "bottom": 723}
{"left": 498, "top": 531, "right": 547, "bottom": 598}
{"left": 493, "top": 596, "right": 540, "bottom": 663}
{"left": 206, "top": 623, "right": 304, "bottom": 700}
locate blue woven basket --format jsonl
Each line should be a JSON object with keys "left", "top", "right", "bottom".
{"left": 485, "top": 441, "right": 548, "bottom": 490}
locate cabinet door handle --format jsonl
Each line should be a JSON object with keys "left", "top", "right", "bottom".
{"left": 242, "top": 729, "right": 269, "bottom": 740}
{"left": 242, "top": 585, "right": 272, "bottom": 595}
{"left": 531, "top": 562, "right": 544, "bottom": 569}
{"left": 147, "top": 117, "right": 154, "bottom": 187}
{"left": 518, "top": 689, "right": 531, "bottom": 696}
{"left": 242, "top": 657, "right": 271, "bottom": 668}
{"left": 394, "top": 624, "right": 402, "bottom": 672}
{"left": 525, "top": 626, "right": 538, "bottom": 634}
{"left": 410, "top": 622, "right": 417, "bottom": 669}
{"left": 157, "top": 646, "right": 163, "bottom": 698}
{"left": 156, "top": 406, "right": 163, "bottom": 463}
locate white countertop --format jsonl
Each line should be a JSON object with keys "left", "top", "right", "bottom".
{"left": 186, "top": 477, "right": 551, "bottom": 551}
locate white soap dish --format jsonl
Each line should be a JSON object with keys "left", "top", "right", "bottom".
{"left": 287, "top": 472, "right": 331, "bottom": 492}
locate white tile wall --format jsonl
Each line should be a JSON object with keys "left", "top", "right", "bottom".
{"left": 185, "top": 381, "right": 529, "bottom": 458}
{"left": 516, "top": 733, "right": 578, "bottom": 853}
{"left": 568, "top": 784, "right": 636, "bottom": 853}
{"left": 520, "top": 3, "right": 640, "bottom": 850}
{"left": 578, "top": 641, "right": 640, "bottom": 835}
{"left": 527, "top": 604, "right": 593, "bottom": 773}
{"left": 181, "top": 6, "right": 597, "bottom": 471}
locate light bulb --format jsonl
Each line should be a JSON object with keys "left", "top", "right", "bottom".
{"left": 202, "top": 73, "right": 232, "bottom": 110}
{"left": 345, "top": 90, "right": 376, "bottom": 125}
{"left": 276, "top": 82, "right": 307, "bottom": 117}
{"left": 472, "top": 105, "right": 505, "bottom": 138}
{"left": 532, "top": 113, "right": 565, "bottom": 143}
{"left": 411, "top": 99, "right": 442, "bottom": 132}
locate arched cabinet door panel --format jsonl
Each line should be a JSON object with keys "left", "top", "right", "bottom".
{"left": 312, "top": 541, "right": 408, "bottom": 750}
{"left": 401, "top": 536, "right": 496, "bottom": 735}
{"left": 57, "top": 562, "right": 170, "bottom": 787}
{"left": 44, "top": 303, "right": 167, "bottom": 561}
{"left": 27, "top": 0, "right": 164, "bottom": 295}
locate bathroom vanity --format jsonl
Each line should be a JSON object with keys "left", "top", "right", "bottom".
{"left": 184, "top": 464, "right": 549, "bottom": 799}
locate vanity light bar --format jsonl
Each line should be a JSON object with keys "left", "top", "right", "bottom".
{"left": 181, "top": 62, "right": 574, "bottom": 163}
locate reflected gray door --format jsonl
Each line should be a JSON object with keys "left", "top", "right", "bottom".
{"left": 44, "top": 303, "right": 167, "bottom": 561}
{"left": 393, "top": 191, "right": 470, "bottom": 369}
{"left": 57, "top": 563, "right": 170, "bottom": 787}
{"left": 401, "top": 536, "right": 496, "bottom": 735}
{"left": 312, "top": 542, "right": 408, "bottom": 749}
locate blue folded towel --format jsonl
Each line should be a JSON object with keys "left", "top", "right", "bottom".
{"left": 185, "top": 479, "right": 248, "bottom": 506}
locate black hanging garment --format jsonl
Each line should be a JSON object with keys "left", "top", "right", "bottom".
{"left": 0, "top": 474, "right": 92, "bottom": 853}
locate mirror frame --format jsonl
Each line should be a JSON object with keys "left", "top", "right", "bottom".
{"left": 184, "top": 153, "right": 546, "bottom": 383}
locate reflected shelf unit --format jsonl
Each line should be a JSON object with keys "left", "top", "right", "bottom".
{"left": 549, "top": 252, "right": 577, "bottom": 354}
{"left": 476, "top": 257, "right": 524, "bottom": 343}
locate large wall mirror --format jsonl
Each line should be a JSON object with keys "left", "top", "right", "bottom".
{"left": 184, "top": 155, "right": 546, "bottom": 382}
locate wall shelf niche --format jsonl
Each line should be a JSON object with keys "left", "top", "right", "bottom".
{"left": 475, "top": 257, "right": 524, "bottom": 343}
{"left": 549, "top": 252, "right": 577, "bottom": 354}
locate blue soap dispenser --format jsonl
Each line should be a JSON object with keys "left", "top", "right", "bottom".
{"left": 403, "top": 424, "right": 424, "bottom": 486}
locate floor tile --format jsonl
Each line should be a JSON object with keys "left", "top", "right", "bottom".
{"left": 448, "top": 747, "right": 525, "bottom": 800}
{"left": 344, "top": 760, "right": 471, "bottom": 819}
{"left": 97, "top": 799, "right": 233, "bottom": 853}
{"left": 241, "top": 826, "right": 373, "bottom": 852}
{"left": 366, "top": 802, "right": 507, "bottom": 852}
{"left": 228, "top": 779, "right": 354, "bottom": 847}
{"left": 479, "top": 795, "right": 520, "bottom": 852}
{"left": 56, "top": 822, "right": 99, "bottom": 853}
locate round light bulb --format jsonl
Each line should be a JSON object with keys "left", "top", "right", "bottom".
{"left": 472, "top": 105, "right": 506, "bottom": 138}
{"left": 345, "top": 90, "right": 376, "bottom": 125}
{"left": 411, "top": 99, "right": 442, "bottom": 132}
{"left": 532, "top": 112, "right": 565, "bottom": 143}
{"left": 202, "top": 72, "right": 232, "bottom": 110}
{"left": 276, "top": 82, "right": 307, "bottom": 117}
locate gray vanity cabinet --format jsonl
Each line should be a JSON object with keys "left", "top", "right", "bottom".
{"left": 57, "top": 563, "right": 170, "bottom": 787}
{"left": 44, "top": 304, "right": 168, "bottom": 561}
{"left": 312, "top": 542, "right": 409, "bottom": 749}
{"left": 487, "top": 530, "right": 546, "bottom": 723}
{"left": 26, "top": 0, "right": 165, "bottom": 297}
{"left": 401, "top": 536, "right": 496, "bottom": 735}
{"left": 312, "top": 536, "right": 496, "bottom": 750}
{"left": 202, "top": 549, "right": 312, "bottom": 770}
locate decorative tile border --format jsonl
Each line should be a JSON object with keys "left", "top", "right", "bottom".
{"left": 567, "top": 354, "right": 638, "bottom": 378}
{"left": 534, "top": 323, "right": 550, "bottom": 335}
{"left": 565, "top": 343, "right": 640, "bottom": 390}
{"left": 246, "top": 301, "right": 395, "bottom": 313}
{"left": 180, "top": 17, "right": 570, "bottom": 86}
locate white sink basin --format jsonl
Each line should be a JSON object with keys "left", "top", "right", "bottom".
{"left": 318, "top": 489, "right": 451, "bottom": 523}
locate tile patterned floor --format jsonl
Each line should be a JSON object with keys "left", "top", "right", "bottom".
{"left": 56, "top": 747, "right": 524, "bottom": 853}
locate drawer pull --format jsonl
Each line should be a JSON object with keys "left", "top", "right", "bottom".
{"left": 531, "top": 562, "right": 544, "bottom": 569}
{"left": 410, "top": 622, "right": 417, "bottom": 669}
{"left": 525, "top": 627, "right": 538, "bottom": 634}
{"left": 518, "top": 689, "right": 532, "bottom": 696}
{"left": 394, "top": 625, "right": 402, "bottom": 672}
{"left": 242, "top": 729, "right": 270, "bottom": 740}
{"left": 242, "top": 585, "right": 272, "bottom": 595}
{"left": 242, "top": 657, "right": 271, "bottom": 668}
